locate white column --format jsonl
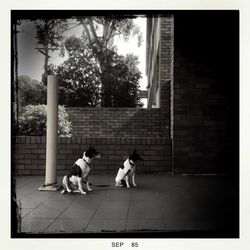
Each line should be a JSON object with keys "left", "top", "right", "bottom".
{"left": 39, "top": 75, "right": 60, "bottom": 191}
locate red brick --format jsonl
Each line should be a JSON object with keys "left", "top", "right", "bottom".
{"left": 59, "top": 149, "right": 73, "bottom": 154}
{"left": 31, "top": 170, "right": 45, "bottom": 175}
{"left": 31, "top": 149, "right": 46, "bottom": 154}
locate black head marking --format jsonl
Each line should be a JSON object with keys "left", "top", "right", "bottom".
{"left": 85, "top": 146, "right": 102, "bottom": 159}
{"left": 129, "top": 150, "right": 143, "bottom": 162}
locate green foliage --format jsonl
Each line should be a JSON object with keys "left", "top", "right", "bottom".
{"left": 78, "top": 17, "right": 143, "bottom": 50}
{"left": 53, "top": 35, "right": 141, "bottom": 107}
{"left": 53, "top": 36, "right": 101, "bottom": 107}
{"left": 18, "top": 105, "right": 72, "bottom": 136}
{"left": 34, "top": 19, "right": 68, "bottom": 50}
{"left": 33, "top": 19, "right": 69, "bottom": 82}
{"left": 101, "top": 53, "right": 141, "bottom": 107}
{"left": 57, "top": 105, "right": 72, "bottom": 136}
{"left": 18, "top": 75, "right": 47, "bottom": 107}
{"left": 20, "top": 17, "right": 143, "bottom": 108}
{"left": 78, "top": 17, "right": 143, "bottom": 106}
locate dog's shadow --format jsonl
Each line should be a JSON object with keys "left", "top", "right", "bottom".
{"left": 92, "top": 185, "right": 142, "bottom": 192}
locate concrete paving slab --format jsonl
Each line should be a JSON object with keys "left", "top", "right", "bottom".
{"left": 19, "top": 197, "right": 45, "bottom": 209}
{"left": 42, "top": 200, "right": 72, "bottom": 211}
{"left": 44, "top": 218, "right": 88, "bottom": 233}
{"left": 16, "top": 193, "right": 26, "bottom": 201}
{"left": 127, "top": 200, "right": 164, "bottom": 220}
{"left": 70, "top": 196, "right": 102, "bottom": 206}
{"left": 14, "top": 174, "right": 239, "bottom": 236}
{"left": 21, "top": 218, "right": 54, "bottom": 233}
{"left": 47, "top": 192, "right": 79, "bottom": 201}
{"left": 58, "top": 206, "right": 95, "bottom": 220}
{"left": 163, "top": 213, "right": 216, "bottom": 231}
{"left": 126, "top": 219, "right": 165, "bottom": 231}
{"left": 16, "top": 187, "right": 40, "bottom": 199}
{"left": 85, "top": 219, "right": 126, "bottom": 232}
{"left": 21, "top": 208, "right": 33, "bottom": 218}
{"left": 24, "top": 203, "right": 63, "bottom": 219}
{"left": 93, "top": 200, "right": 129, "bottom": 220}
{"left": 15, "top": 176, "right": 40, "bottom": 188}
{"left": 25, "top": 192, "right": 56, "bottom": 201}
{"left": 130, "top": 189, "right": 160, "bottom": 200}
{"left": 104, "top": 189, "right": 131, "bottom": 201}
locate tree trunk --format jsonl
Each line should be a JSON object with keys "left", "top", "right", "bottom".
{"left": 43, "top": 39, "right": 49, "bottom": 84}
{"left": 80, "top": 19, "right": 115, "bottom": 107}
{"left": 99, "top": 52, "right": 116, "bottom": 107}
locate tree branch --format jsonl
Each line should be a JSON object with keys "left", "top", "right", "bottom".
{"left": 79, "top": 19, "right": 92, "bottom": 43}
{"left": 63, "top": 23, "right": 81, "bottom": 32}
{"left": 88, "top": 18, "right": 99, "bottom": 42}
{"left": 35, "top": 47, "right": 59, "bottom": 51}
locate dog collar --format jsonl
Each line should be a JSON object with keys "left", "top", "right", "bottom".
{"left": 84, "top": 159, "right": 92, "bottom": 167}
{"left": 129, "top": 160, "right": 135, "bottom": 166}
{"left": 83, "top": 152, "right": 92, "bottom": 166}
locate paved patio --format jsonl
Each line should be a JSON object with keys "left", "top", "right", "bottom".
{"left": 14, "top": 174, "right": 239, "bottom": 237}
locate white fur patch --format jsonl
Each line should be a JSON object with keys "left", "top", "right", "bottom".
{"left": 115, "top": 159, "right": 134, "bottom": 183}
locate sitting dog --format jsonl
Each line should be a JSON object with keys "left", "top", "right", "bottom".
{"left": 115, "top": 150, "right": 143, "bottom": 188}
{"left": 61, "top": 146, "right": 102, "bottom": 194}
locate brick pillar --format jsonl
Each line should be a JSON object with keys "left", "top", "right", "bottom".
{"left": 159, "top": 16, "right": 174, "bottom": 113}
{"left": 159, "top": 16, "right": 174, "bottom": 174}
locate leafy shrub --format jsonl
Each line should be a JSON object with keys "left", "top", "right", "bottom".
{"left": 58, "top": 106, "right": 72, "bottom": 136}
{"left": 18, "top": 105, "right": 72, "bottom": 136}
{"left": 18, "top": 75, "right": 47, "bottom": 107}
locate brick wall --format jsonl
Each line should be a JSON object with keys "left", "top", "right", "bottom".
{"left": 13, "top": 136, "right": 172, "bottom": 176}
{"left": 159, "top": 16, "right": 174, "bottom": 112}
{"left": 146, "top": 16, "right": 174, "bottom": 112}
{"left": 14, "top": 107, "right": 171, "bottom": 176}
{"left": 173, "top": 12, "right": 238, "bottom": 174}
{"left": 66, "top": 107, "right": 169, "bottom": 138}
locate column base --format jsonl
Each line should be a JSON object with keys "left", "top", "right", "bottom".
{"left": 38, "top": 184, "right": 62, "bottom": 191}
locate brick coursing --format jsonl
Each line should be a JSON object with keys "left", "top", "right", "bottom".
{"left": 13, "top": 107, "right": 171, "bottom": 175}
{"left": 13, "top": 136, "right": 172, "bottom": 175}
{"left": 172, "top": 12, "right": 238, "bottom": 174}
{"left": 66, "top": 107, "right": 169, "bottom": 138}
{"left": 159, "top": 16, "right": 174, "bottom": 112}
{"left": 173, "top": 51, "right": 234, "bottom": 174}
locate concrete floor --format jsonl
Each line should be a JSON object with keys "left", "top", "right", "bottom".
{"left": 13, "top": 174, "right": 239, "bottom": 237}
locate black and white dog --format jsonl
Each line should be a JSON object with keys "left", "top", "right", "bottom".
{"left": 115, "top": 150, "right": 143, "bottom": 188}
{"left": 61, "top": 146, "right": 102, "bottom": 194}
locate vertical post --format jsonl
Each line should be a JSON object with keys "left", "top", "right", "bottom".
{"left": 39, "top": 75, "right": 60, "bottom": 191}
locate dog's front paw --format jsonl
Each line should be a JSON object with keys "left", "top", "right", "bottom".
{"left": 87, "top": 188, "right": 93, "bottom": 192}
{"left": 127, "top": 185, "right": 131, "bottom": 188}
{"left": 80, "top": 191, "right": 87, "bottom": 195}
{"left": 133, "top": 184, "right": 138, "bottom": 187}
{"left": 115, "top": 182, "right": 123, "bottom": 187}
{"left": 67, "top": 189, "right": 72, "bottom": 193}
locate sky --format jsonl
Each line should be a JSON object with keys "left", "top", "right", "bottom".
{"left": 17, "top": 17, "right": 148, "bottom": 91}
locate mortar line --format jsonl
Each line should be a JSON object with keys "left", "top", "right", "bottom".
{"left": 81, "top": 190, "right": 108, "bottom": 232}
{"left": 20, "top": 191, "right": 58, "bottom": 219}
{"left": 124, "top": 189, "right": 132, "bottom": 232}
{"left": 41, "top": 194, "right": 80, "bottom": 233}
{"left": 19, "top": 191, "right": 63, "bottom": 233}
